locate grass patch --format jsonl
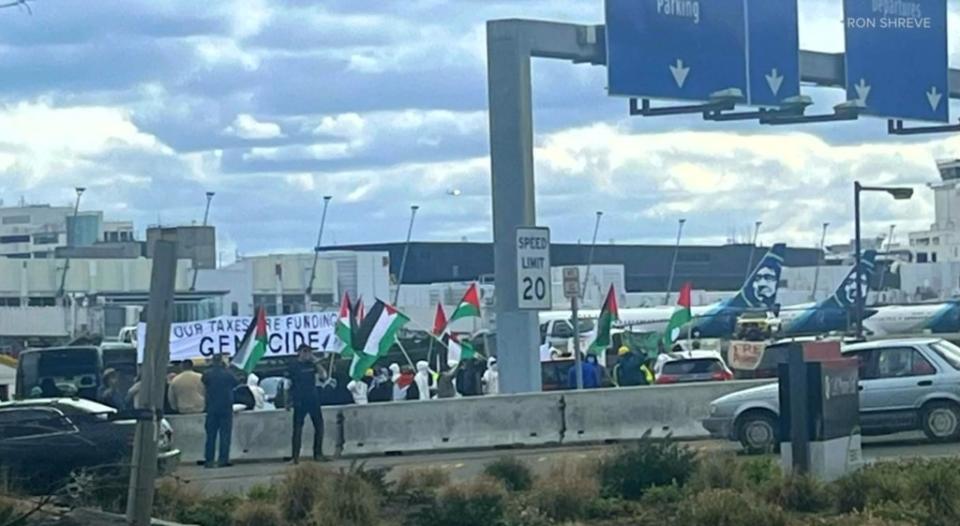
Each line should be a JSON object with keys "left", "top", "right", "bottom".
{"left": 483, "top": 457, "right": 534, "bottom": 493}
{"left": 597, "top": 434, "right": 698, "bottom": 500}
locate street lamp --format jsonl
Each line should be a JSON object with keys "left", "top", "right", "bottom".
{"left": 854, "top": 182, "right": 913, "bottom": 338}
{"left": 581, "top": 211, "right": 603, "bottom": 300}
{"left": 393, "top": 205, "right": 420, "bottom": 305}
{"left": 810, "top": 222, "right": 829, "bottom": 301}
{"left": 664, "top": 218, "right": 686, "bottom": 305}
{"left": 744, "top": 220, "right": 762, "bottom": 282}
{"left": 57, "top": 187, "right": 86, "bottom": 302}
{"left": 305, "top": 195, "right": 333, "bottom": 311}
{"left": 190, "top": 191, "right": 216, "bottom": 291}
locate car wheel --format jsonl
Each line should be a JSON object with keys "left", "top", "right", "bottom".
{"left": 737, "top": 412, "right": 778, "bottom": 453}
{"left": 921, "top": 401, "right": 960, "bottom": 442}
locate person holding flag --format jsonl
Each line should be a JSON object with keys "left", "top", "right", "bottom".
{"left": 445, "top": 283, "right": 482, "bottom": 367}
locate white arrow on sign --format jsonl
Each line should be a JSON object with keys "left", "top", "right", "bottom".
{"left": 855, "top": 78, "right": 871, "bottom": 105}
{"left": 669, "top": 59, "right": 690, "bottom": 88}
{"left": 765, "top": 68, "right": 784, "bottom": 96}
{"left": 927, "top": 86, "right": 943, "bottom": 112}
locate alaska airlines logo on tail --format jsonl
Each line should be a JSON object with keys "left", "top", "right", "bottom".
{"left": 741, "top": 243, "right": 786, "bottom": 309}
{"left": 836, "top": 250, "right": 876, "bottom": 308}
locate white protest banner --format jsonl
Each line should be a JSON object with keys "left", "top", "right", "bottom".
{"left": 137, "top": 311, "right": 339, "bottom": 363}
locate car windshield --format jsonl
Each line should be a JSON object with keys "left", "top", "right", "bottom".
{"left": 662, "top": 359, "right": 723, "bottom": 375}
{"left": 930, "top": 341, "right": 960, "bottom": 370}
{"left": 18, "top": 349, "right": 99, "bottom": 400}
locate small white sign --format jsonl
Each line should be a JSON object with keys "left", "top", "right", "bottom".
{"left": 516, "top": 227, "right": 551, "bottom": 310}
{"left": 562, "top": 267, "right": 580, "bottom": 299}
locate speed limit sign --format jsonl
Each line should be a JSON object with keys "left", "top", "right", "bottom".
{"left": 516, "top": 226, "right": 552, "bottom": 310}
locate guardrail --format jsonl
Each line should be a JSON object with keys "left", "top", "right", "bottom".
{"left": 167, "top": 380, "right": 772, "bottom": 463}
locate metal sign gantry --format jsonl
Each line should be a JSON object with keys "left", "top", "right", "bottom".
{"left": 487, "top": 19, "right": 960, "bottom": 394}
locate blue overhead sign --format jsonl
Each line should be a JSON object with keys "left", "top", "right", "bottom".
{"left": 746, "top": 0, "right": 800, "bottom": 107}
{"left": 606, "top": 0, "right": 748, "bottom": 102}
{"left": 844, "top": 0, "right": 949, "bottom": 123}
{"left": 605, "top": 0, "right": 800, "bottom": 107}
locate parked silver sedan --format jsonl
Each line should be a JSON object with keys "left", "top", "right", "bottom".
{"left": 703, "top": 338, "right": 960, "bottom": 452}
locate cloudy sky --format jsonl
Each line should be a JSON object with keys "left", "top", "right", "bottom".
{"left": 1, "top": 0, "right": 959, "bottom": 260}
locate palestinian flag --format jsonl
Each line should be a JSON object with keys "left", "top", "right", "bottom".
{"left": 664, "top": 282, "right": 693, "bottom": 345}
{"left": 449, "top": 283, "right": 481, "bottom": 323}
{"left": 432, "top": 303, "right": 448, "bottom": 336}
{"left": 355, "top": 297, "right": 365, "bottom": 324}
{"left": 233, "top": 307, "right": 268, "bottom": 374}
{"left": 588, "top": 286, "right": 619, "bottom": 355}
{"left": 349, "top": 300, "right": 409, "bottom": 380}
{"left": 445, "top": 332, "right": 476, "bottom": 366}
{"left": 335, "top": 292, "right": 354, "bottom": 358}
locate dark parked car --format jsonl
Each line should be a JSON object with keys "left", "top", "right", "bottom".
{"left": 0, "top": 398, "right": 179, "bottom": 490}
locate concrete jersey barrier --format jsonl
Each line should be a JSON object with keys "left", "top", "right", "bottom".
{"left": 167, "top": 380, "right": 772, "bottom": 462}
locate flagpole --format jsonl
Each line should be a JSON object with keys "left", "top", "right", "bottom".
{"left": 395, "top": 339, "right": 416, "bottom": 369}
{"left": 306, "top": 195, "right": 333, "bottom": 311}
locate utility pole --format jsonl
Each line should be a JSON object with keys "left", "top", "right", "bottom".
{"left": 189, "top": 191, "right": 215, "bottom": 292}
{"left": 126, "top": 232, "right": 177, "bottom": 526}
{"left": 57, "top": 187, "right": 85, "bottom": 303}
{"left": 581, "top": 211, "right": 603, "bottom": 301}
{"left": 305, "top": 196, "right": 333, "bottom": 311}
{"left": 664, "top": 218, "right": 686, "bottom": 305}
{"left": 810, "top": 222, "right": 829, "bottom": 302}
{"left": 393, "top": 205, "right": 419, "bottom": 306}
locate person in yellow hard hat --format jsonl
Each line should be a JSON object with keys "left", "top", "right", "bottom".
{"left": 613, "top": 345, "right": 651, "bottom": 387}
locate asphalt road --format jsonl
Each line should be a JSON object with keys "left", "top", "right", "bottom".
{"left": 173, "top": 432, "right": 958, "bottom": 496}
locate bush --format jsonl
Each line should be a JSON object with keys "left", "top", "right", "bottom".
{"left": 764, "top": 473, "right": 831, "bottom": 513}
{"left": 311, "top": 471, "right": 382, "bottom": 526}
{"left": 833, "top": 458, "right": 960, "bottom": 525}
{"left": 412, "top": 478, "right": 508, "bottom": 526}
{"left": 246, "top": 483, "right": 279, "bottom": 503}
{"left": 689, "top": 453, "right": 781, "bottom": 493}
{"left": 279, "top": 463, "right": 331, "bottom": 523}
{"left": 395, "top": 467, "right": 451, "bottom": 504}
{"left": 484, "top": 457, "right": 534, "bottom": 493}
{"left": 231, "top": 500, "right": 284, "bottom": 526}
{"left": 807, "top": 511, "right": 915, "bottom": 526}
{"left": 527, "top": 461, "right": 599, "bottom": 522}
{"left": 638, "top": 483, "right": 684, "bottom": 508}
{"left": 153, "top": 479, "right": 202, "bottom": 521}
{"left": 345, "top": 460, "right": 393, "bottom": 497}
{"left": 598, "top": 435, "right": 698, "bottom": 500}
{"left": 177, "top": 493, "right": 242, "bottom": 526}
{"left": 681, "top": 488, "right": 788, "bottom": 526}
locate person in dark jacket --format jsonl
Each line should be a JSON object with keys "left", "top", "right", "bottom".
{"left": 367, "top": 367, "right": 393, "bottom": 403}
{"left": 613, "top": 346, "right": 649, "bottom": 387}
{"left": 287, "top": 344, "right": 327, "bottom": 463}
{"left": 456, "top": 358, "right": 483, "bottom": 397}
{"left": 97, "top": 369, "right": 127, "bottom": 409}
{"left": 202, "top": 354, "right": 238, "bottom": 468}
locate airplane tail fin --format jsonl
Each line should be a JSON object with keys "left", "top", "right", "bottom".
{"left": 826, "top": 250, "right": 877, "bottom": 309}
{"left": 728, "top": 243, "right": 786, "bottom": 309}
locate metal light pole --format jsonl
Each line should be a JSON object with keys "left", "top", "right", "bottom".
{"left": 581, "top": 211, "right": 603, "bottom": 300}
{"left": 744, "top": 221, "right": 762, "bottom": 282}
{"left": 854, "top": 182, "right": 913, "bottom": 339}
{"left": 877, "top": 225, "right": 896, "bottom": 293}
{"left": 57, "top": 187, "right": 86, "bottom": 303}
{"left": 810, "top": 222, "right": 829, "bottom": 301}
{"left": 393, "top": 205, "right": 419, "bottom": 306}
{"left": 189, "top": 191, "right": 215, "bottom": 291}
{"left": 664, "top": 218, "right": 686, "bottom": 305}
{"left": 305, "top": 196, "right": 333, "bottom": 311}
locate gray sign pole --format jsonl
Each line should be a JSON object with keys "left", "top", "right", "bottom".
{"left": 126, "top": 233, "right": 178, "bottom": 525}
{"left": 572, "top": 296, "right": 583, "bottom": 389}
{"left": 487, "top": 21, "right": 602, "bottom": 394}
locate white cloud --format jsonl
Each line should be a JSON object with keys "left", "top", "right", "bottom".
{"left": 225, "top": 114, "right": 284, "bottom": 140}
